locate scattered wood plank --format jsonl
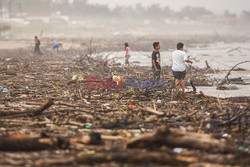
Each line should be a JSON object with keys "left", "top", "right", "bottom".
{"left": 0, "top": 133, "right": 103, "bottom": 151}
{"left": 75, "top": 151, "right": 198, "bottom": 165}
{"left": 141, "top": 107, "right": 164, "bottom": 116}
{"left": 35, "top": 151, "right": 198, "bottom": 166}
{"left": 0, "top": 98, "right": 54, "bottom": 118}
{"left": 127, "top": 125, "right": 236, "bottom": 153}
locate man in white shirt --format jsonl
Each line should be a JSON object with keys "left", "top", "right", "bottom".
{"left": 172, "top": 43, "right": 193, "bottom": 93}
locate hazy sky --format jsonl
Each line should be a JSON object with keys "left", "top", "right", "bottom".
{"left": 87, "top": 0, "right": 250, "bottom": 14}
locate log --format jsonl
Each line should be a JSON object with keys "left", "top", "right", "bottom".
{"left": 0, "top": 98, "right": 54, "bottom": 117}
{"left": 216, "top": 85, "right": 238, "bottom": 90}
{"left": 35, "top": 151, "right": 198, "bottom": 166}
{"left": 189, "top": 79, "right": 196, "bottom": 93}
{"left": 75, "top": 151, "right": 198, "bottom": 165}
{"left": 0, "top": 133, "right": 103, "bottom": 151}
{"left": 127, "top": 126, "right": 236, "bottom": 153}
{"left": 33, "top": 98, "right": 54, "bottom": 115}
{"left": 219, "top": 61, "right": 250, "bottom": 85}
{"left": 141, "top": 107, "right": 164, "bottom": 116}
{"left": 70, "top": 133, "right": 103, "bottom": 145}
{"left": 0, "top": 134, "right": 59, "bottom": 151}
{"left": 35, "top": 157, "right": 75, "bottom": 166}
{"left": 54, "top": 101, "right": 90, "bottom": 108}
{"left": 205, "top": 60, "right": 211, "bottom": 69}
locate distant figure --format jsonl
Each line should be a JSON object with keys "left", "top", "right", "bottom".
{"left": 125, "top": 43, "right": 131, "bottom": 66}
{"left": 40, "top": 30, "right": 43, "bottom": 39}
{"left": 34, "top": 36, "right": 42, "bottom": 56}
{"left": 52, "top": 42, "right": 63, "bottom": 56}
{"left": 172, "top": 43, "right": 193, "bottom": 93}
{"left": 152, "top": 42, "right": 161, "bottom": 81}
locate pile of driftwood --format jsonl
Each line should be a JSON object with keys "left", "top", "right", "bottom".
{"left": 0, "top": 47, "right": 249, "bottom": 166}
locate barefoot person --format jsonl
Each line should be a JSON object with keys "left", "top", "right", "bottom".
{"left": 34, "top": 36, "right": 42, "bottom": 56}
{"left": 152, "top": 42, "right": 161, "bottom": 85}
{"left": 124, "top": 43, "right": 131, "bottom": 66}
{"left": 172, "top": 43, "right": 193, "bottom": 93}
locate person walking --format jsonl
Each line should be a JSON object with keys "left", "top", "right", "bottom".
{"left": 34, "top": 36, "right": 42, "bottom": 56}
{"left": 172, "top": 42, "right": 193, "bottom": 93}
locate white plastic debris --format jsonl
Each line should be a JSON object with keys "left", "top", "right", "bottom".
{"left": 222, "top": 133, "right": 229, "bottom": 138}
{"left": 72, "top": 74, "right": 84, "bottom": 81}
{"left": 72, "top": 75, "right": 78, "bottom": 81}
{"left": 206, "top": 123, "right": 211, "bottom": 129}
{"left": 102, "top": 103, "right": 110, "bottom": 106}
{"left": 5, "top": 58, "right": 12, "bottom": 61}
{"left": 0, "top": 88, "right": 8, "bottom": 93}
{"left": 173, "top": 148, "right": 183, "bottom": 153}
{"left": 156, "top": 99, "right": 162, "bottom": 104}
{"left": 83, "top": 99, "right": 91, "bottom": 105}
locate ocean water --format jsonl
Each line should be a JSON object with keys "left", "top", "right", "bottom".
{"left": 94, "top": 42, "right": 250, "bottom": 98}
{"left": 95, "top": 42, "right": 250, "bottom": 70}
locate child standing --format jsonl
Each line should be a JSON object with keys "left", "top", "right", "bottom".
{"left": 125, "top": 43, "right": 131, "bottom": 66}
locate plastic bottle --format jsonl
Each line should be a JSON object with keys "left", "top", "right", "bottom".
{"left": 0, "top": 88, "right": 8, "bottom": 93}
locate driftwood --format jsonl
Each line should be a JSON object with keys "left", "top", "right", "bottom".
{"left": 216, "top": 85, "right": 238, "bottom": 90}
{"left": 0, "top": 134, "right": 61, "bottom": 151}
{"left": 227, "top": 47, "right": 242, "bottom": 53}
{"left": 36, "top": 151, "right": 198, "bottom": 166}
{"left": 0, "top": 133, "right": 102, "bottom": 151}
{"left": 127, "top": 126, "right": 235, "bottom": 153}
{"left": 75, "top": 151, "right": 198, "bottom": 165}
{"left": 189, "top": 79, "right": 196, "bottom": 93}
{"left": 219, "top": 61, "right": 250, "bottom": 85}
{"left": 141, "top": 107, "right": 164, "bottom": 116}
{"left": 0, "top": 43, "right": 249, "bottom": 166}
{"left": 205, "top": 60, "right": 211, "bottom": 69}
{"left": 0, "top": 98, "right": 54, "bottom": 117}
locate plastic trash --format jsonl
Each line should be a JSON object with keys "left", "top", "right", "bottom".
{"left": 102, "top": 103, "right": 110, "bottom": 106}
{"left": 222, "top": 133, "right": 228, "bottom": 137}
{"left": 5, "top": 58, "right": 12, "bottom": 61}
{"left": 129, "top": 87, "right": 134, "bottom": 92}
{"left": 129, "top": 104, "right": 136, "bottom": 110}
{"left": 156, "top": 99, "right": 162, "bottom": 104}
{"left": 0, "top": 88, "right": 8, "bottom": 93}
{"left": 113, "top": 75, "right": 122, "bottom": 85}
{"left": 83, "top": 99, "right": 91, "bottom": 104}
{"left": 78, "top": 149, "right": 96, "bottom": 156}
{"left": 84, "top": 123, "right": 92, "bottom": 129}
{"left": 72, "top": 74, "right": 84, "bottom": 81}
{"left": 72, "top": 75, "right": 78, "bottom": 81}
{"left": 173, "top": 148, "right": 183, "bottom": 153}
{"left": 238, "top": 146, "right": 249, "bottom": 152}
{"left": 64, "top": 68, "right": 70, "bottom": 71}
{"left": 124, "top": 132, "right": 132, "bottom": 138}
{"left": 78, "top": 74, "right": 84, "bottom": 81}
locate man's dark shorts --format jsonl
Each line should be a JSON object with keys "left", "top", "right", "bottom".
{"left": 172, "top": 70, "right": 186, "bottom": 80}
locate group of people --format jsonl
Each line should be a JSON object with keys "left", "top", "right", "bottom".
{"left": 34, "top": 36, "right": 192, "bottom": 93}
{"left": 34, "top": 36, "right": 62, "bottom": 56}
{"left": 124, "top": 42, "right": 193, "bottom": 93}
